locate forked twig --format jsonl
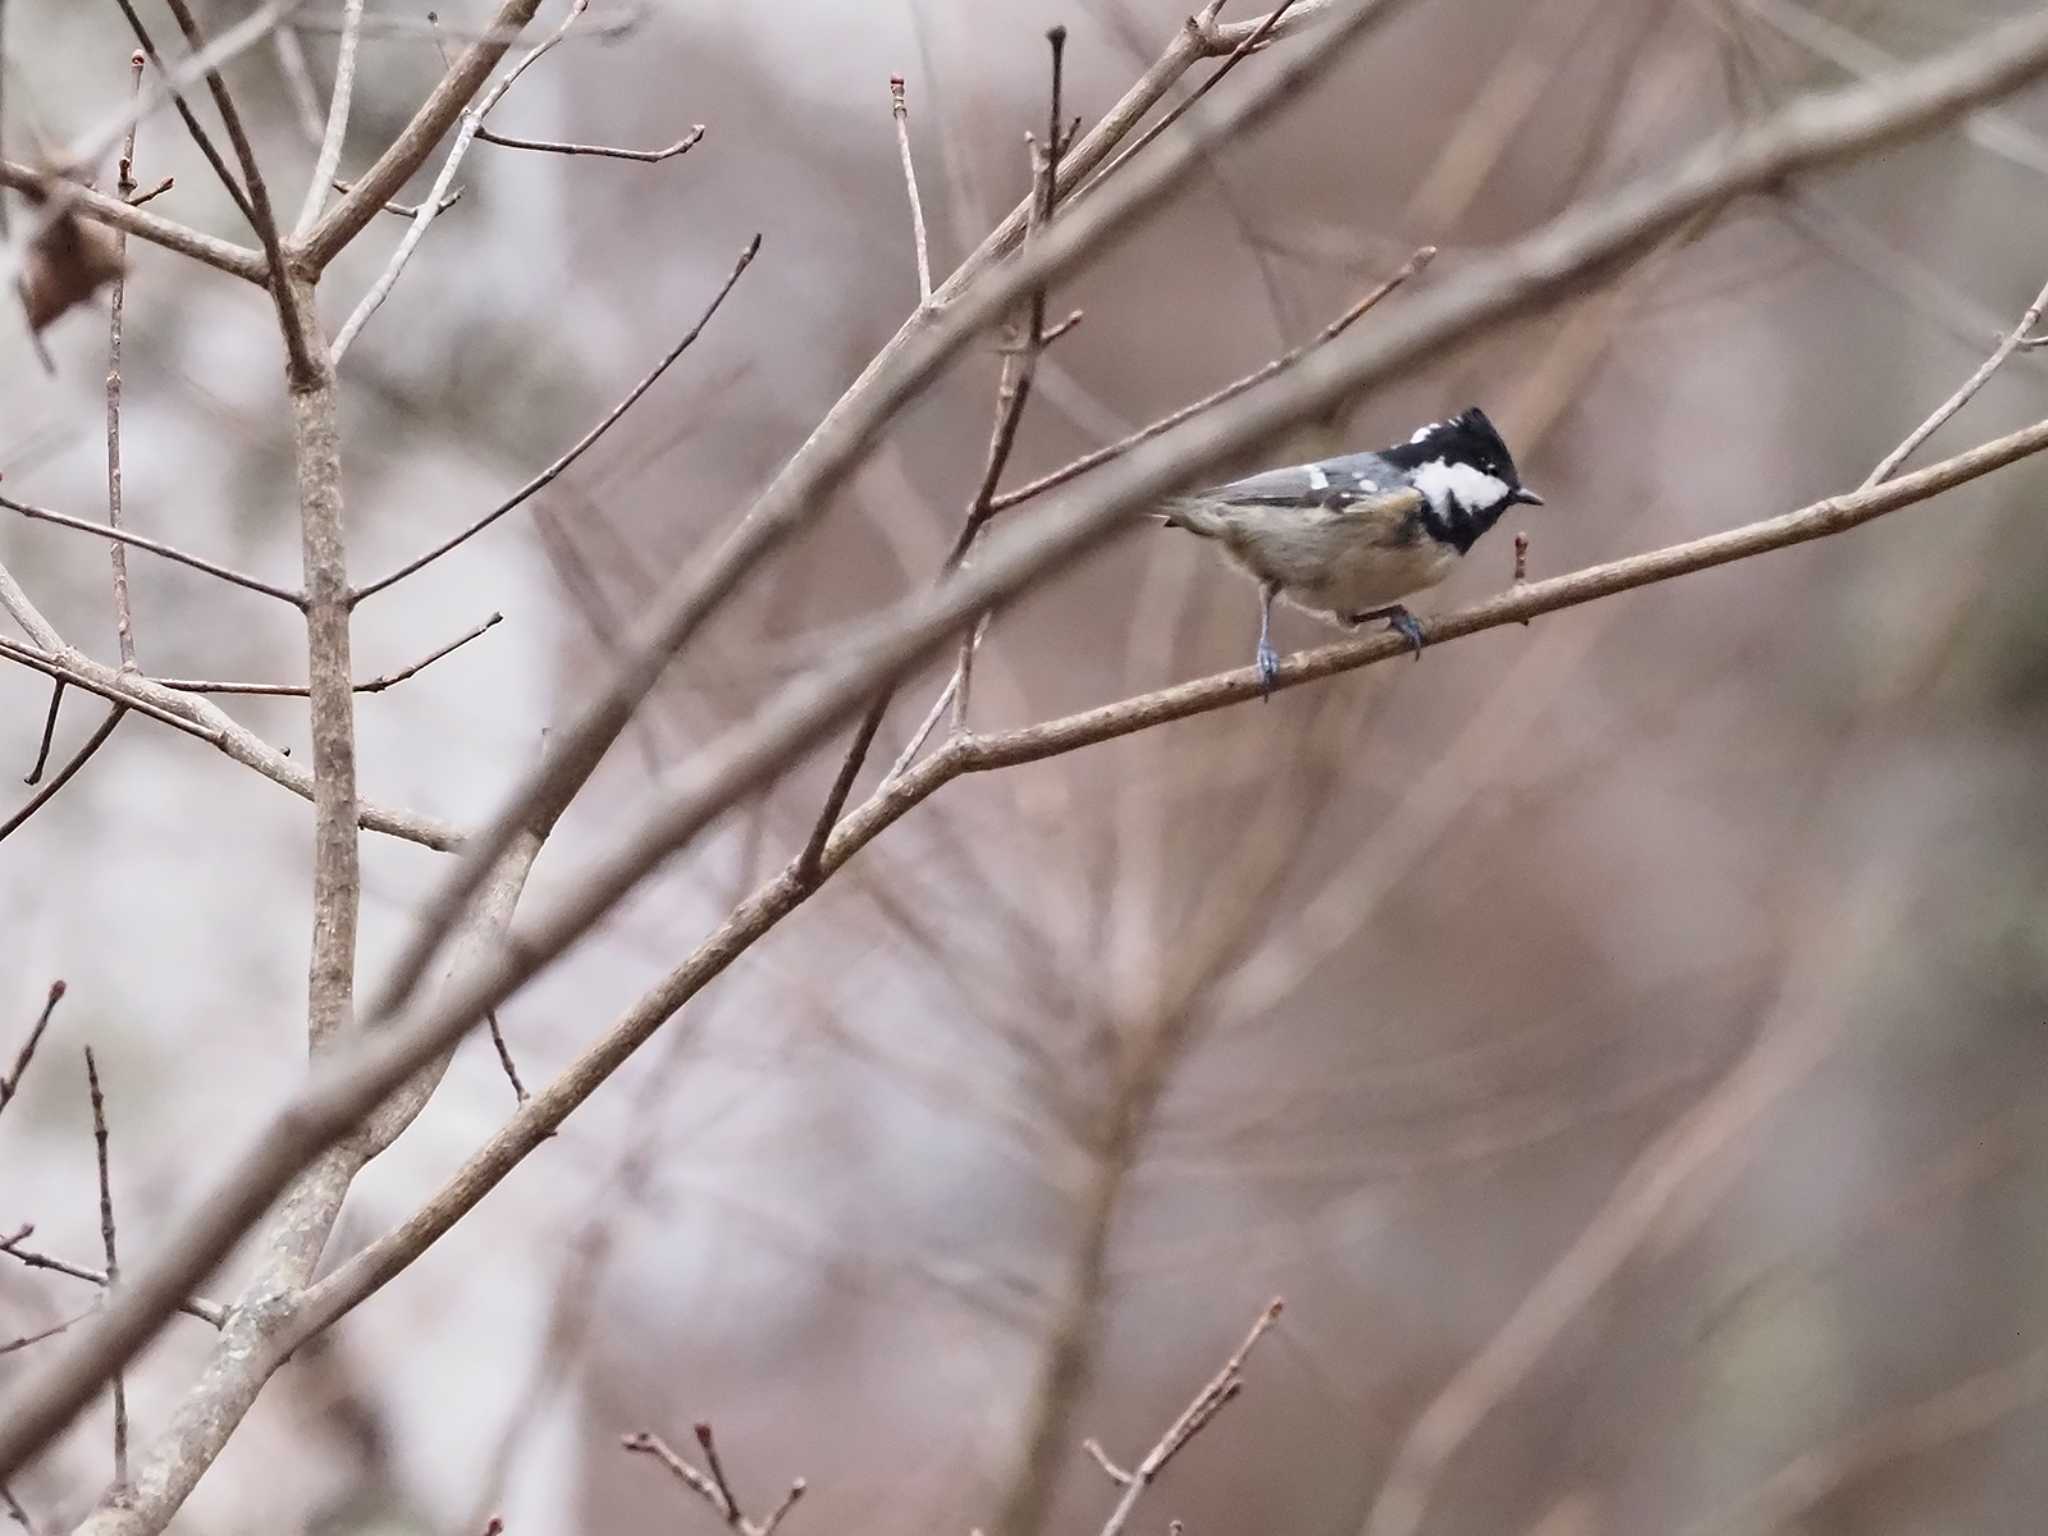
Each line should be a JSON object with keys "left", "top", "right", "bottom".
{"left": 622, "top": 1422, "right": 807, "bottom": 1536}
{"left": 1087, "top": 1299, "right": 1285, "bottom": 1536}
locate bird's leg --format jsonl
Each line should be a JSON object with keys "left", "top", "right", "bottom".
{"left": 1348, "top": 602, "right": 1426, "bottom": 659}
{"left": 1255, "top": 581, "right": 1280, "bottom": 699}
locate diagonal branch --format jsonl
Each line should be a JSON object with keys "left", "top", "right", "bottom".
{"left": 0, "top": 162, "right": 264, "bottom": 282}
{"left": 303, "top": 0, "right": 546, "bottom": 270}
{"left": 0, "top": 490, "right": 302, "bottom": 604}
{"left": 0, "top": 706, "right": 126, "bottom": 846}
{"left": 265, "top": 411, "right": 2048, "bottom": 1394}
{"left": 10, "top": 3, "right": 2048, "bottom": 1499}
{"left": 354, "top": 237, "right": 760, "bottom": 600}
{"left": 369, "top": 0, "right": 1423, "bottom": 1030}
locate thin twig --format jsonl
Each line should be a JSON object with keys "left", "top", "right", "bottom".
{"left": 105, "top": 52, "right": 143, "bottom": 672}
{"left": 621, "top": 1425, "right": 806, "bottom": 1536}
{"left": 123, "top": 176, "right": 172, "bottom": 208}
{"left": 105, "top": 0, "right": 258, "bottom": 228}
{"left": 0, "top": 1229, "right": 224, "bottom": 1328}
{"left": 292, "top": 0, "right": 362, "bottom": 235}
{"left": 1094, "top": 1300, "right": 1284, "bottom": 1536}
{"left": 0, "top": 489, "right": 302, "bottom": 605}
{"left": 152, "top": 0, "right": 316, "bottom": 382}
{"left": 22, "top": 682, "right": 62, "bottom": 785}
{"left": 891, "top": 76, "right": 933, "bottom": 305}
{"left": 0, "top": 160, "right": 265, "bottom": 282}
{"left": 329, "top": 0, "right": 600, "bottom": 364}
{"left": 0, "top": 706, "right": 127, "bottom": 846}
{"left": 484, "top": 1010, "right": 529, "bottom": 1105}
{"left": 354, "top": 238, "right": 760, "bottom": 599}
{"left": 0, "top": 629, "right": 462, "bottom": 850}
{"left": 332, "top": 178, "right": 465, "bottom": 219}
{"left": 302, "top": 0, "right": 548, "bottom": 270}
{"left": 0, "top": 1310, "right": 92, "bottom": 1358}
{"left": 0, "top": 982, "right": 64, "bottom": 1121}
{"left": 475, "top": 122, "right": 704, "bottom": 161}
{"left": 11, "top": 7, "right": 2048, "bottom": 1494}
{"left": 367, "top": 0, "right": 1422, "bottom": 1026}
{"left": 154, "top": 612, "right": 503, "bottom": 696}
{"left": 799, "top": 28, "right": 1070, "bottom": 877}
{"left": 990, "top": 244, "right": 1434, "bottom": 512}
{"left": 84, "top": 1048, "right": 126, "bottom": 1485}
{"left": 1072, "top": 0, "right": 1300, "bottom": 204}
{"left": 272, "top": 24, "right": 326, "bottom": 144}
{"left": 1863, "top": 269, "right": 2048, "bottom": 487}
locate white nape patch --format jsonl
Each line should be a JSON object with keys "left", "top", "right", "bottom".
{"left": 1305, "top": 464, "right": 1329, "bottom": 491}
{"left": 1412, "top": 457, "right": 1509, "bottom": 514}
{"left": 1409, "top": 421, "right": 1441, "bottom": 444}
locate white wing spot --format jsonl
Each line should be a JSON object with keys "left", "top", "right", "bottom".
{"left": 1409, "top": 421, "right": 1441, "bottom": 444}
{"left": 1305, "top": 464, "right": 1329, "bottom": 491}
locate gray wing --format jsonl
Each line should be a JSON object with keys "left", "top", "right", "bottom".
{"left": 1195, "top": 450, "right": 1401, "bottom": 507}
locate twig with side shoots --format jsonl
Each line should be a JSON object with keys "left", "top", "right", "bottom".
{"left": 622, "top": 1424, "right": 807, "bottom": 1536}
{"left": 1086, "top": 1300, "right": 1285, "bottom": 1536}
{"left": 797, "top": 25, "right": 1072, "bottom": 880}
{"left": 12, "top": 1, "right": 2048, "bottom": 1505}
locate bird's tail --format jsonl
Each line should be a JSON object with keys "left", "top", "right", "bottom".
{"left": 1155, "top": 495, "right": 1223, "bottom": 538}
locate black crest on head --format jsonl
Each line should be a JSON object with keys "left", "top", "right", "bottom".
{"left": 1381, "top": 404, "right": 1523, "bottom": 486}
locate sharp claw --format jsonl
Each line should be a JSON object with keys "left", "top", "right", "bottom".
{"left": 1386, "top": 608, "right": 1426, "bottom": 658}
{"left": 1255, "top": 640, "right": 1279, "bottom": 701}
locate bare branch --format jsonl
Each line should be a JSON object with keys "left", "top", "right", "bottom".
{"left": 355, "top": 237, "right": 760, "bottom": 599}
{"left": 0, "top": 161, "right": 265, "bottom": 283}
{"left": 1072, "top": 0, "right": 1300, "bottom": 202}
{"left": 385, "top": 0, "right": 1422, "bottom": 1023}
{"left": 622, "top": 1425, "right": 806, "bottom": 1536}
{"left": 83, "top": 1048, "right": 126, "bottom": 1485}
{"left": 0, "top": 982, "right": 64, "bottom": 1122}
{"left": 0, "top": 706, "right": 127, "bottom": 846}
{"left": 304, "top": 0, "right": 546, "bottom": 268}
{"left": 105, "top": 0, "right": 257, "bottom": 228}
{"left": 154, "top": 611, "right": 503, "bottom": 696}
{"left": 1093, "top": 1300, "right": 1285, "bottom": 1536}
{"left": 891, "top": 75, "right": 933, "bottom": 305}
{"left": 291, "top": 0, "right": 362, "bottom": 235}
{"left": 799, "top": 28, "right": 1069, "bottom": 881}
{"left": 1, "top": 1310, "right": 93, "bottom": 1358}
{"left": 988, "top": 244, "right": 1435, "bottom": 514}
{"left": 10, "top": 6, "right": 2048, "bottom": 1491}
{"left": 0, "top": 1229, "right": 225, "bottom": 1328}
{"left": 475, "top": 122, "right": 704, "bottom": 162}
{"left": 483, "top": 1010, "right": 529, "bottom": 1105}
{"left": 105, "top": 58, "right": 144, "bottom": 672}
{"left": 22, "top": 681, "right": 62, "bottom": 785}
{"left": 288, "top": 410, "right": 2048, "bottom": 1368}
{"left": 1864, "top": 269, "right": 2048, "bottom": 486}
{"left": 0, "top": 489, "right": 303, "bottom": 605}
{"left": 147, "top": 0, "right": 316, "bottom": 381}
{"left": 0, "top": 630, "right": 461, "bottom": 850}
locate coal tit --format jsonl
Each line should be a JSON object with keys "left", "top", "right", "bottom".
{"left": 1160, "top": 406, "right": 1543, "bottom": 696}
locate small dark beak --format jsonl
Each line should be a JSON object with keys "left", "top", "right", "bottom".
{"left": 1511, "top": 487, "right": 1545, "bottom": 507}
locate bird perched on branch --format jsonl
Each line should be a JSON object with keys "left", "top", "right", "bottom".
{"left": 1160, "top": 406, "right": 1543, "bottom": 696}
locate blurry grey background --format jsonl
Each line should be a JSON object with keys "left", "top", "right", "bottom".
{"left": 5, "top": 1, "right": 2048, "bottom": 1533}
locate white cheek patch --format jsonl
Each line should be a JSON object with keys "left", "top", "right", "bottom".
{"left": 1305, "top": 464, "right": 1329, "bottom": 491}
{"left": 1412, "top": 458, "right": 1509, "bottom": 513}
